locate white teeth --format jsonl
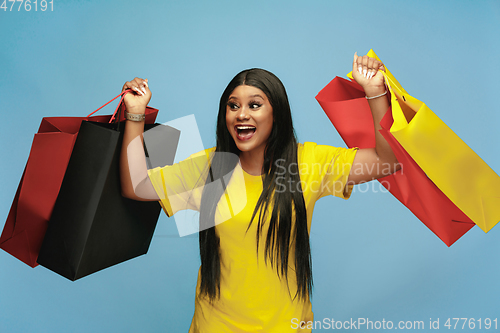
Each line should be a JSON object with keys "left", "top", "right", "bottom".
{"left": 236, "top": 126, "right": 255, "bottom": 130}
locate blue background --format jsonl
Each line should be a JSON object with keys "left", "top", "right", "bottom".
{"left": 1, "top": 0, "right": 499, "bottom": 332}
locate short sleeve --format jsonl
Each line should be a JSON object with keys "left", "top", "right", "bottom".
{"left": 147, "top": 148, "right": 215, "bottom": 217}
{"left": 298, "top": 142, "right": 358, "bottom": 200}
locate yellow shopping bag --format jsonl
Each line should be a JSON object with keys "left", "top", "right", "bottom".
{"left": 349, "top": 50, "right": 500, "bottom": 232}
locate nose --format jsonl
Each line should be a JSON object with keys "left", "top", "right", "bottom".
{"left": 236, "top": 105, "right": 250, "bottom": 120}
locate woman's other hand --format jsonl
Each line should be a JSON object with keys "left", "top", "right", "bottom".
{"left": 122, "top": 77, "right": 151, "bottom": 114}
{"left": 351, "top": 52, "right": 386, "bottom": 97}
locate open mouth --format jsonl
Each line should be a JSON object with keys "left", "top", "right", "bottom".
{"left": 235, "top": 125, "right": 256, "bottom": 141}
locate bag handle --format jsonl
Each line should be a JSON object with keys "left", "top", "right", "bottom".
{"left": 383, "top": 72, "right": 423, "bottom": 133}
{"left": 382, "top": 72, "right": 411, "bottom": 132}
{"left": 86, "top": 89, "right": 132, "bottom": 123}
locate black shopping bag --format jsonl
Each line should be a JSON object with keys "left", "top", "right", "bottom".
{"left": 37, "top": 120, "right": 180, "bottom": 280}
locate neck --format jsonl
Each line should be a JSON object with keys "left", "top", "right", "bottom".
{"left": 239, "top": 148, "right": 265, "bottom": 176}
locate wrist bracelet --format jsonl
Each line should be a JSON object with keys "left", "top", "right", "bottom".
{"left": 125, "top": 111, "right": 146, "bottom": 122}
{"left": 366, "top": 90, "right": 387, "bottom": 100}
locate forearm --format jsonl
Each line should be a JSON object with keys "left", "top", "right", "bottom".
{"left": 119, "top": 77, "right": 161, "bottom": 201}
{"left": 347, "top": 53, "right": 401, "bottom": 183}
{"left": 119, "top": 114, "right": 149, "bottom": 200}
{"left": 365, "top": 86, "right": 399, "bottom": 169}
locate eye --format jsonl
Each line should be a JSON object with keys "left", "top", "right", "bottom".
{"left": 249, "top": 101, "right": 262, "bottom": 110}
{"left": 227, "top": 102, "right": 239, "bottom": 110}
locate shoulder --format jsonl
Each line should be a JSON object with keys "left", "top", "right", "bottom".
{"left": 297, "top": 141, "right": 358, "bottom": 167}
{"left": 297, "top": 141, "right": 341, "bottom": 161}
{"left": 295, "top": 142, "right": 358, "bottom": 199}
{"left": 183, "top": 146, "right": 216, "bottom": 160}
{"left": 297, "top": 141, "right": 342, "bottom": 152}
{"left": 199, "top": 146, "right": 216, "bottom": 155}
{"left": 166, "top": 147, "right": 217, "bottom": 176}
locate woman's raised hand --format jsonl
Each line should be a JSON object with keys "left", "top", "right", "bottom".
{"left": 122, "top": 77, "right": 151, "bottom": 114}
{"left": 351, "top": 52, "right": 386, "bottom": 96}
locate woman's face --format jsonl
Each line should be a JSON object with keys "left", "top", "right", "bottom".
{"left": 225, "top": 84, "right": 274, "bottom": 155}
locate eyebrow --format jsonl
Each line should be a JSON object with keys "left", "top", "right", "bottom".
{"left": 228, "top": 94, "right": 265, "bottom": 100}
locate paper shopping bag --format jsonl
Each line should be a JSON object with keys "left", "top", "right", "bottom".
{"left": 358, "top": 49, "right": 500, "bottom": 233}
{"left": 37, "top": 120, "right": 180, "bottom": 281}
{"left": 316, "top": 76, "right": 475, "bottom": 246}
{"left": 0, "top": 94, "right": 158, "bottom": 267}
{"left": 0, "top": 118, "right": 80, "bottom": 267}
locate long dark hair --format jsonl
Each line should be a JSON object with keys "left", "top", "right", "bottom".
{"left": 198, "top": 68, "right": 312, "bottom": 302}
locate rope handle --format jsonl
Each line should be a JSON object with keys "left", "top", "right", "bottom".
{"left": 86, "top": 89, "right": 132, "bottom": 123}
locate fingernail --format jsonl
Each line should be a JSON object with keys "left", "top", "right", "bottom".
{"left": 143, "top": 81, "right": 148, "bottom": 87}
{"left": 134, "top": 87, "right": 144, "bottom": 96}
{"left": 141, "top": 87, "right": 146, "bottom": 95}
{"left": 358, "top": 66, "right": 363, "bottom": 75}
{"left": 363, "top": 68, "right": 367, "bottom": 78}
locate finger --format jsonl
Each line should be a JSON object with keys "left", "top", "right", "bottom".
{"left": 122, "top": 81, "right": 134, "bottom": 92}
{"left": 126, "top": 78, "right": 142, "bottom": 96}
{"left": 140, "top": 79, "right": 149, "bottom": 94}
{"left": 130, "top": 85, "right": 144, "bottom": 96}
{"left": 123, "top": 81, "right": 139, "bottom": 95}
{"left": 127, "top": 78, "right": 144, "bottom": 96}
{"left": 133, "top": 77, "right": 148, "bottom": 95}
{"left": 369, "top": 60, "right": 385, "bottom": 79}
{"left": 366, "top": 58, "right": 375, "bottom": 79}
{"left": 361, "top": 55, "right": 369, "bottom": 79}
{"left": 367, "top": 68, "right": 375, "bottom": 80}
{"left": 367, "top": 57, "right": 375, "bottom": 71}
{"left": 122, "top": 80, "right": 138, "bottom": 93}
{"left": 354, "top": 52, "right": 364, "bottom": 76}
{"left": 132, "top": 77, "right": 147, "bottom": 95}
{"left": 372, "top": 59, "right": 383, "bottom": 79}
{"left": 353, "top": 52, "right": 360, "bottom": 76}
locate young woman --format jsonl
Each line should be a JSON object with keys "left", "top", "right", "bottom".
{"left": 119, "top": 53, "right": 399, "bottom": 332}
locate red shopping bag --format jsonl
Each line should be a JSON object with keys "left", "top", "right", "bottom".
{"left": 0, "top": 91, "right": 158, "bottom": 267}
{"left": 316, "top": 77, "right": 475, "bottom": 246}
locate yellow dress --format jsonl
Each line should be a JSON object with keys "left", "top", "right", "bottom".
{"left": 148, "top": 142, "right": 357, "bottom": 333}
